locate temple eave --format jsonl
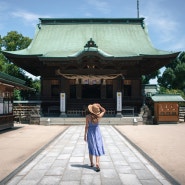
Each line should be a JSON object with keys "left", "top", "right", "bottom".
{"left": 3, "top": 50, "right": 180, "bottom": 61}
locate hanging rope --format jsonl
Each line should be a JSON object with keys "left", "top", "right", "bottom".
{"left": 56, "top": 69, "right": 122, "bottom": 80}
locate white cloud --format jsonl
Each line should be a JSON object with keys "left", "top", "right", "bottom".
{"left": 141, "top": 1, "right": 183, "bottom": 50}
{"left": 150, "top": 18, "right": 177, "bottom": 43}
{"left": 12, "top": 11, "right": 39, "bottom": 22}
{"left": 0, "top": 1, "right": 9, "bottom": 12}
{"left": 0, "top": 2, "right": 10, "bottom": 30}
{"left": 171, "top": 36, "right": 185, "bottom": 51}
{"left": 11, "top": 10, "right": 50, "bottom": 25}
{"left": 140, "top": 0, "right": 185, "bottom": 51}
{"left": 84, "top": 12, "right": 93, "bottom": 17}
{"left": 85, "top": 0, "right": 111, "bottom": 14}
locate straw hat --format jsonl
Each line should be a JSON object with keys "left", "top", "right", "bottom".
{"left": 88, "top": 104, "right": 100, "bottom": 115}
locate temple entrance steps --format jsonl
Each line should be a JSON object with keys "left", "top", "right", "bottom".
{"left": 40, "top": 116, "right": 143, "bottom": 125}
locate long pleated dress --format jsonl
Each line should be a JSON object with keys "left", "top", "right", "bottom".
{"left": 87, "top": 122, "right": 105, "bottom": 156}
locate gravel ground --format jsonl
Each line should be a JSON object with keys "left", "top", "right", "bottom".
{"left": 0, "top": 124, "right": 68, "bottom": 182}
{"left": 114, "top": 123, "right": 185, "bottom": 185}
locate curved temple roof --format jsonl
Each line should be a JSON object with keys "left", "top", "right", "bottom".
{"left": 3, "top": 18, "right": 180, "bottom": 76}
{"left": 4, "top": 18, "right": 177, "bottom": 58}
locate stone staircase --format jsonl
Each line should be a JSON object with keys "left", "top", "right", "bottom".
{"left": 40, "top": 116, "right": 143, "bottom": 126}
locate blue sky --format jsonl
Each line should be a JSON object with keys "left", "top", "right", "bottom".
{"left": 0, "top": 0, "right": 185, "bottom": 81}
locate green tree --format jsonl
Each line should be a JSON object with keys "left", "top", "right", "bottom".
{"left": 1, "top": 31, "right": 32, "bottom": 78}
{"left": 0, "top": 36, "right": 6, "bottom": 71}
{"left": 158, "top": 68, "right": 175, "bottom": 89}
{"left": 1, "top": 31, "right": 41, "bottom": 100}
{"left": 158, "top": 86, "right": 185, "bottom": 105}
{"left": 173, "top": 62, "right": 185, "bottom": 90}
{"left": 20, "top": 78, "right": 40, "bottom": 100}
{"left": 2, "top": 31, "right": 31, "bottom": 51}
{"left": 0, "top": 53, "right": 6, "bottom": 71}
{"left": 158, "top": 52, "right": 185, "bottom": 92}
{"left": 142, "top": 70, "right": 160, "bottom": 84}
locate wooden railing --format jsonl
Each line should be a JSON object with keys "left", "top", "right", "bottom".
{"left": 65, "top": 99, "right": 116, "bottom": 117}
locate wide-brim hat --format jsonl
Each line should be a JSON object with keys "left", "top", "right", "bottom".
{"left": 88, "top": 104, "right": 100, "bottom": 115}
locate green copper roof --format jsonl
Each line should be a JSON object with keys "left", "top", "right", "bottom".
{"left": 5, "top": 18, "right": 175, "bottom": 58}
{"left": 0, "top": 72, "right": 25, "bottom": 85}
{"left": 0, "top": 71, "right": 34, "bottom": 90}
{"left": 151, "top": 94, "right": 185, "bottom": 102}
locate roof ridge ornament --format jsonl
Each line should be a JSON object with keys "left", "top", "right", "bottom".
{"left": 84, "top": 38, "right": 98, "bottom": 48}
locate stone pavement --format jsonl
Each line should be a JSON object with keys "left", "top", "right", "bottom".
{"left": 6, "top": 126, "right": 171, "bottom": 185}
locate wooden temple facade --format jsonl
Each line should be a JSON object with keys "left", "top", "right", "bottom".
{"left": 3, "top": 18, "right": 180, "bottom": 117}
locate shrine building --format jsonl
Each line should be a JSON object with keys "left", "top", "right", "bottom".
{"left": 0, "top": 71, "right": 34, "bottom": 130}
{"left": 3, "top": 18, "right": 180, "bottom": 117}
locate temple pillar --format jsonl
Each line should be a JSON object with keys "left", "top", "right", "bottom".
{"left": 117, "top": 76, "right": 122, "bottom": 91}
{"left": 116, "top": 91, "right": 122, "bottom": 117}
{"left": 101, "top": 79, "right": 106, "bottom": 99}
{"left": 60, "top": 78, "right": 67, "bottom": 117}
{"left": 60, "top": 92, "right": 67, "bottom": 117}
{"left": 76, "top": 79, "right": 82, "bottom": 99}
{"left": 116, "top": 75, "right": 124, "bottom": 117}
{"left": 60, "top": 77, "right": 67, "bottom": 93}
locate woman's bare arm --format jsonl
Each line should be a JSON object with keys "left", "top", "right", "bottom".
{"left": 84, "top": 115, "right": 89, "bottom": 141}
{"left": 96, "top": 104, "right": 106, "bottom": 118}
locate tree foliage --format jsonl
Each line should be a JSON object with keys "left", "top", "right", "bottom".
{"left": 158, "top": 52, "right": 185, "bottom": 93}
{"left": 0, "top": 31, "right": 40, "bottom": 100}
{"left": 2, "top": 31, "right": 32, "bottom": 51}
{"left": 158, "top": 86, "right": 185, "bottom": 106}
{"left": 142, "top": 70, "right": 160, "bottom": 84}
{"left": 1, "top": 31, "right": 32, "bottom": 77}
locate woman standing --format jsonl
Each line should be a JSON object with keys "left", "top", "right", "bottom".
{"left": 84, "top": 103, "right": 106, "bottom": 172}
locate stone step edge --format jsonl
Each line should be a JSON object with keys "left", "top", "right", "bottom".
{"left": 40, "top": 117, "right": 143, "bottom": 125}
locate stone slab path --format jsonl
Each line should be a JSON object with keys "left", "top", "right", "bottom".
{"left": 6, "top": 126, "right": 171, "bottom": 185}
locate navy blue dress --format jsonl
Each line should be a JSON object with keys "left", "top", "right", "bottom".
{"left": 87, "top": 122, "right": 105, "bottom": 156}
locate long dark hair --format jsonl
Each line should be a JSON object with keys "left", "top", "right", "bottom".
{"left": 90, "top": 113, "right": 98, "bottom": 123}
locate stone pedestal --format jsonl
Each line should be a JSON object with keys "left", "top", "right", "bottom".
{"left": 116, "top": 111, "right": 123, "bottom": 117}
{"left": 60, "top": 112, "right": 67, "bottom": 117}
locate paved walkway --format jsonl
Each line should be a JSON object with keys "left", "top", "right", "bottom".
{"left": 6, "top": 126, "right": 171, "bottom": 185}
